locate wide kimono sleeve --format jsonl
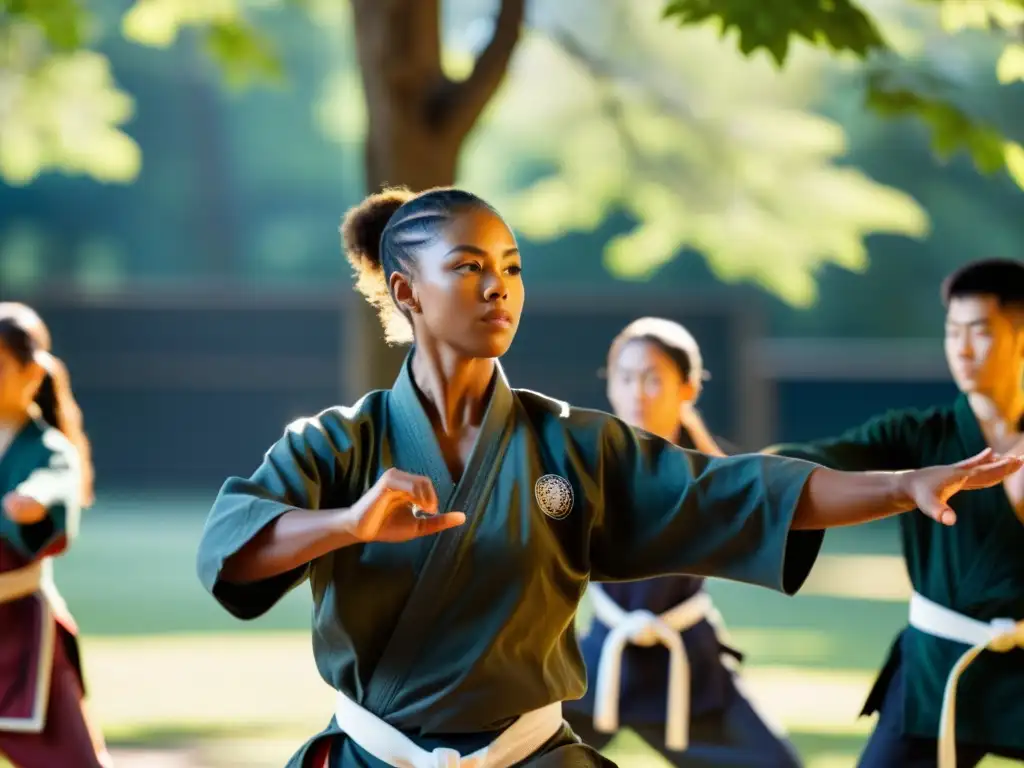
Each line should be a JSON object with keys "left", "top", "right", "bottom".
{"left": 588, "top": 417, "right": 824, "bottom": 594}
{"left": 2, "top": 433, "right": 82, "bottom": 562}
{"left": 764, "top": 410, "right": 921, "bottom": 471}
{"left": 196, "top": 412, "right": 355, "bottom": 620}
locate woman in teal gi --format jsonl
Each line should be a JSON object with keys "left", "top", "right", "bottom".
{"left": 564, "top": 317, "right": 800, "bottom": 766}
{"left": 196, "top": 187, "right": 1022, "bottom": 768}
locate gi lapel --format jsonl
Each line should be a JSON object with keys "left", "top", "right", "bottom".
{"left": 362, "top": 352, "right": 515, "bottom": 717}
{"left": 0, "top": 424, "right": 38, "bottom": 547}
{"left": 952, "top": 394, "right": 1024, "bottom": 574}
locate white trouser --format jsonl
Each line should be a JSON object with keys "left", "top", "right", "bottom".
{"left": 332, "top": 691, "right": 563, "bottom": 768}
{"left": 907, "top": 591, "right": 1024, "bottom": 768}
{"left": 588, "top": 583, "right": 714, "bottom": 751}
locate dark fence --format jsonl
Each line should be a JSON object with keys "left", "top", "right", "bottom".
{"left": 752, "top": 338, "right": 955, "bottom": 443}
{"left": 8, "top": 288, "right": 761, "bottom": 491}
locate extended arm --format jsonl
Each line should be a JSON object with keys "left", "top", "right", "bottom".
{"left": 588, "top": 412, "right": 1018, "bottom": 589}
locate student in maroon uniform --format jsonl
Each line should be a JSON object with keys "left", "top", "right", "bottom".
{"left": 0, "top": 304, "right": 109, "bottom": 768}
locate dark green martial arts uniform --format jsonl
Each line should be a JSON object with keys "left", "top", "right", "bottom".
{"left": 769, "top": 395, "right": 1024, "bottom": 767}
{"left": 197, "top": 355, "right": 825, "bottom": 767}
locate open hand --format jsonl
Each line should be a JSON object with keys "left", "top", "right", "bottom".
{"left": 903, "top": 448, "right": 1023, "bottom": 526}
{"left": 345, "top": 468, "right": 465, "bottom": 543}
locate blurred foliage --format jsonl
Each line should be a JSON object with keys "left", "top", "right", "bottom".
{"left": 662, "top": 0, "right": 887, "bottom": 64}
{"left": 458, "top": 6, "right": 927, "bottom": 307}
{"left": 1, "top": 0, "right": 1023, "bottom": 317}
{"left": 663, "top": 0, "right": 1024, "bottom": 189}
{"left": 3, "top": 0, "right": 1022, "bottom": 191}
{"left": 0, "top": 19, "right": 140, "bottom": 184}
{"left": 121, "top": 0, "right": 283, "bottom": 87}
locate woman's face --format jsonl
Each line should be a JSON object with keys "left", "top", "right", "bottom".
{"left": 0, "top": 340, "right": 43, "bottom": 420}
{"left": 607, "top": 339, "right": 696, "bottom": 439}
{"left": 395, "top": 205, "right": 525, "bottom": 359}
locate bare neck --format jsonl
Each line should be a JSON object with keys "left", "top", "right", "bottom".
{"left": 0, "top": 410, "right": 28, "bottom": 432}
{"left": 969, "top": 384, "right": 1024, "bottom": 440}
{"left": 649, "top": 423, "right": 682, "bottom": 444}
{"left": 410, "top": 342, "right": 496, "bottom": 435}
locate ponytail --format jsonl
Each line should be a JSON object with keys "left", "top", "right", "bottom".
{"left": 0, "top": 308, "right": 95, "bottom": 506}
{"left": 33, "top": 368, "right": 65, "bottom": 435}
{"left": 43, "top": 355, "right": 95, "bottom": 507}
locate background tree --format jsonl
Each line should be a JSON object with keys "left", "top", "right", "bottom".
{"left": 2, "top": 0, "right": 1023, "bottom": 387}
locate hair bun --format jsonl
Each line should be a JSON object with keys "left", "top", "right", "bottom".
{"left": 341, "top": 187, "right": 415, "bottom": 273}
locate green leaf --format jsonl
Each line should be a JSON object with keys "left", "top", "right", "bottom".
{"left": 0, "top": 45, "right": 140, "bottom": 185}
{"left": 939, "top": 0, "right": 996, "bottom": 33}
{"left": 120, "top": 0, "right": 282, "bottom": 89}
{"left": 939, "top": 0, "right": 1024, "bottom": 33}
{"left": 661, "top": 0, "right": 887, "bottom": 67}
{"left": 865, "top": 68, "right": 1007, "bottom": 175}
{"left": 4, "top": 0, "right": 90, "bottom": 50}
{"left": 1006, "top": 141, "right": 1024, "bottom": 190}
{"left": 122, "top": 0, "right": 238, "bottom": 48}
{"left": 203, "top": 21, "right": 284, "bottom": 89}
{"left": 472, "top": 17, "right": 929, "bottom": 309}
{"left": 997, "top": 43, "right": 1024, "bottom": 84}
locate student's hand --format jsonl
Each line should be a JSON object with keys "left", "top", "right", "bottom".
{"left": 343, "top": 468, "right": 465, "bottom": 543}
{"left": 901, "top": 448, "right": 1023, "bottom": 526}
{"left": 2, "top": 493, "right": 47, "bottom": 524}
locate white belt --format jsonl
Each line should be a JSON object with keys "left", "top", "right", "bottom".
{"left": 589, "top": 583, "right": 713, "bottom": 751}
{"left": 0, "top": 561, "right": 43, "bottom": 603}
{"left": 333, "top": 691, "right": 563, "bottom": 768}
{"left": 908, "top": 591, "right": 1024, "bottom": 768}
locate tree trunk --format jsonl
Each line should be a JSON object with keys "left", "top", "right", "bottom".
{"left": 344, "top": 0, "right": 524, "bottom": 395}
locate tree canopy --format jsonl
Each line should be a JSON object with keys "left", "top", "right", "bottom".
{"left": 2, "top": 0, "right": 1022, "bottom": 313}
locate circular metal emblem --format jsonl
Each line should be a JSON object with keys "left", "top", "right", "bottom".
{"left": 535, "top": 474, "right": 574, "bottom": 520}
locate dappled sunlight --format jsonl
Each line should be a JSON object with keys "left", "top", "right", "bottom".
{"left": 1005, "top": 141, "right": 1024, "bottom": 189}
{"left": 122, "top": 0, "right": 240, "bottom": 47}
{"left": 78, "top": 633, "right": 889, "bottom": 766}
{"left": 939, "top": 0, "right": 1024, "bottom": 35}
{"left": 726, "top": 628, "right": 838, "bottom": 663}
{"left": 315, "top": 69, "right": 366, "bottom": 148}
{"left": 807, "top": 754, "right": 867, "bottom": 768}
{"left": 81, "top": 634, "right": 333, "bottom": 734}
{"left": 740, "top": 666, "right": 877, "bottom": 734}
{"left": 459, "top": 3, "right": 929, "bottom": 308}
{"left": 0, "top": 24, "right": 140, "bottom": 185}
{"left": 802, "top": 554, "right": 912, "bottom": 602}
{"left": 997, "top": 44, "right": 1024, "bottom": 82}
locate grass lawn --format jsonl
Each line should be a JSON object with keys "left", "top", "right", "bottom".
{"left": 0, "top": 494, "right": 1013, "bottom": 767}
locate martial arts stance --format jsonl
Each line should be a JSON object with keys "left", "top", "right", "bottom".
{"left": 196, "top": 188, "right": 1021, "bottom": 768}
{"left": 0, "top": 304, "right": 109, "bottom": 768}
{"left": 770, "top": 258, "right": 1024, "bottom": 768}
{"left": 564, "top": 317, "right": 800, "bottom": 766}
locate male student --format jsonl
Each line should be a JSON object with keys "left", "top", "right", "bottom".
{"left": 769, "top": 258, "right": 1024, "bottom": 767}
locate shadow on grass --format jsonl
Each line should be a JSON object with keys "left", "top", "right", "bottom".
{"left": 789, "top": 730, "right": 867, "bottom": 760}
{"left": 106, "top": 721, "right": 307, "bottom": 748}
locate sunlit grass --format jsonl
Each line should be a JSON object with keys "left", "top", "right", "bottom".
{"left": 76, "top": 633, "right": 1018, "bottom": 766}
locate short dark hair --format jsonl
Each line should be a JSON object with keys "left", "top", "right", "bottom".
{"left": 941, "top": 258, "right": 1024, "bottom": 308}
